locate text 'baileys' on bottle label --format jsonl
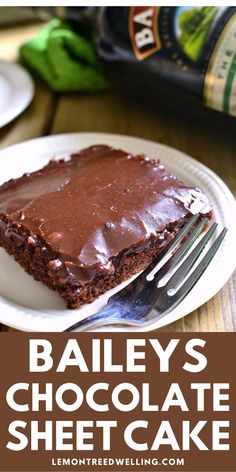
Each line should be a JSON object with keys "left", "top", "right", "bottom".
{"left": 129, "top": 7, "right": 161, "bottom": 60}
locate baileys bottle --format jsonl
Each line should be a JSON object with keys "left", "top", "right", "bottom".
{"left": 51, "top": 7, "right": 236, "bottom": 116}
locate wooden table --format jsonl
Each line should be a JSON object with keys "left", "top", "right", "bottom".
{"left": 0, "top": 23, "right": 235, "bottom": 332}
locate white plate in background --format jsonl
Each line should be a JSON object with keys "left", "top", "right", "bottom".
{"left": 0, "top": 60, "right": 34, "bottom": 128}
{"left": 0, "top": 133, "right": 235, "bottom": 332}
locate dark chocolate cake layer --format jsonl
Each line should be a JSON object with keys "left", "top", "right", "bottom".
{"left": 0, "top": 145, "right": 212, "bottom": 308}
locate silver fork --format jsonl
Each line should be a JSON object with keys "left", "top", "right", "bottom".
{"left": 64, "top": 215, "right": 227, "bottom": 332}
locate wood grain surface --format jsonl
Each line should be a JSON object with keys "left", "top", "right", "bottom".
{"left": 0, "top": 23, "right": 235, "bottom": 332}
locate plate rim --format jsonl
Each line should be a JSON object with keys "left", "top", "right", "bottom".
{"left": 0, "top": 132, "right": 235, "bottom": 332}
{"left": 0, "top": 60, "right": 34, "bottom": 128}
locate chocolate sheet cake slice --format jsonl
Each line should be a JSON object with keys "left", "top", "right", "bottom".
{"left": 0, "top": 145, "right": 212, "bottom": 308}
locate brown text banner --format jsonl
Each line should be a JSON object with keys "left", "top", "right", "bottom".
{"left": 0, "top": 333, "right": 235, "bottom": 472}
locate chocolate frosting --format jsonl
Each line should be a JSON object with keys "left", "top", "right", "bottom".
{"left": 0, "top": 145, "right": 212, "bottom": 283}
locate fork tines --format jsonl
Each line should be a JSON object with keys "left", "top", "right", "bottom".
{"left": 64, "top": 213, "right": 227, "bottom": 331}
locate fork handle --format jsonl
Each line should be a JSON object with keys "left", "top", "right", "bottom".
{"left": 63, "top": 305, "right": 119, "bottom": 332}
{"left": 64, "top": 315, "right": 101, "bottom": 332}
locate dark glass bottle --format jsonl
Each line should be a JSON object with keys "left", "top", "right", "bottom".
{"left": 38, "top": 6, "right": 236, "bottom": 117}
{"left": 94, "top": 7, "right": 236, "bottom": 117}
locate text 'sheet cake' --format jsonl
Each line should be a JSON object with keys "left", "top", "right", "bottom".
{"left": 0, "top": 145, "right": 212, "bottom": 308}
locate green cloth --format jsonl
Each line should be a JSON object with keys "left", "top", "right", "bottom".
{"left": 19, "top": 19, "right": 109, "bottom": 93}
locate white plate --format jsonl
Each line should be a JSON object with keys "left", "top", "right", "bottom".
{"left": 0, "top": 61, "right": 34, "bottom": 128}
{"left": 0, "top": 133, "right": 235, "bottom": 332}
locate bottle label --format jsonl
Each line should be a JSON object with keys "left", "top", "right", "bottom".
{"left": 129, "top": 7, "right": 161, "bottom": 60}
{"left": 128, "top": 6, "right": 236, "bottom": 117}
{"left": 204, "top": 12, "right": 236, "bottom": 116}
